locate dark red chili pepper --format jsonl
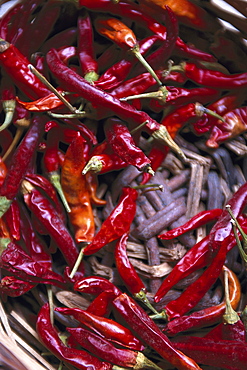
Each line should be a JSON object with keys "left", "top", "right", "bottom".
{"left": 0, "top": 115, "right": 46, "bottom": 217}
{"left": 141, "top": 145, "right": 169, "bottom": 185}
{"left": 46, "top": 48, "right": 183, "bottom": 157}
{"left": 41, "top": 27, "right": 77, "bottom": 54}
{"left": 82, "top": 187, "right": 138, "bottom": 256}
{"left": 163, "top": 266, "right": 241, "bottom": 335}
{"left": 0, "top": 156, "right": 7, "bottom": 187}
{"left": 104, "top": 118, "right": 153, "bottom": 173}
{"left": 13, "top": 1, "right": 60, "bottom": 57}
{"left": 55, "top": 306, "right": 144, "bottom": 351}
{"left": 74, "top": 276, "right": 122, "bottom": 297}
{"left": 0, "top": 1, "right": 22, "bottom": 40}
{"left": 78, "top": 11, "right": 99, "bottom": 82}
{"left": 0, "top": 276, "right": 35, "bottom": 298}
{"left": 155, "top": 215, "right": 247, "bottom": 304}
{"left": 0, "top": 241, "right": 66, "bottom": 288}
{"left": 0, "top": 39, "right": 50, "bottom": 99}
{"left": 159, "top": 208, "right": 223, "bottom": 239}
{"left": 21, "top": 180, "right": 84, "bottom": 279}
{"left": 95, "top": 58, "right": 133, "bottom": 91}
{"left": 112, "top": 293, "right": 202, "bottom": 370}
{"left": 182, "top": 61, "right": 247, "bottom": 89}
{"left": 67, "top": 326, "right": 161, "bottom": 370}
{"left": 172, "top": 336, "right": 247, "bottom": 370}
{"left": 36, "top": 303, "right": 113, "bottom": 370}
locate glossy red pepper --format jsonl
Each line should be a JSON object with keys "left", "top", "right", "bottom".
{"left": 0, "top": 276, "right": 36, "bottom": 298}
{"left": 86, "top": 290, "right": 118, "bottom": 317}
{"left": 67, "top": 326, "right": 162, "bottom": 370}
{"left": 82, "top": 187, "right": 138, "bottom": 256}
{"left": 112, "top": 293, "right": 203, "bottom": 370}
{"left": 163, "top": 266, "right": 241, "bottom": 335}
{"left": 0, "top": 39, "right": 50, "bottom": 99}
{"left": 0, "top": 115, "right": 46, "bottom": 217}
{"left": 3, "top": 199, "right": 21, "bottom": 241}
{"left": 74, "top": 276, "right": 122, "bottom": 297}
{"left": 36, "top": 303, "right": 113, "bottom": 370}
{"left": 55, "top": 306, "right": 144, "bottom": 351}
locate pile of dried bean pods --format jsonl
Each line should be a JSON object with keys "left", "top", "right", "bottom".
{"left": 1, "top": 1, "right": 247, "bottom": 370}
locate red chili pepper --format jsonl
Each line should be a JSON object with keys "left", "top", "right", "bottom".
{"left": 86, "top": 290, "right": 118, "bottom": 317}
{"left": 0, "top": 276, "right": 35, "bottom": 298}
{"left": 67, "top": 326, "right": 161, "bottom": 370}
{"left": 154, "top": 215, "right": 247, "bottom": 304}
{"left": 182, "top": 61, "right": 247, "bottom": 89}
{"left": 0, "top": 39, "right": 50, "bottom": 99}
{"left": 55, "top": 306, "right": 144, "bottom": 351}
{"left": 0, "top": 156, "right": 7, "bottom": 187}
{"left": 163, "top": 266, "right": 241, "bottom": 335}
{"left": 41, "top": 27, "right": 77, "bottom": 54}
{"left": 82, "top": 153, "right": 127, "bottom": 175}
{"left": 82, "top": 186, "right": 138, "bottom": 256}
{"left": 0, "top": 241, "right": 66, "bottom": 288}
{"left": 78, "top": 11, "right": 99, "bottom": 82}
{"left": 36, "top": 303, "right": 113, "bottom": 370}
{"left": 0, "top": 1, "right": 22, "bottom": 40}
{"left": 104, "top": 118, "right": 153, "bottom": 173}
{"left": 172, "top": 336, "right": 247, "bottom": 370}
{"left": 21, "top": 180, "right": 84, "bottom": 279}
{"left": 0, "top": 115, "right": 46, "bottom": 217}
{"left": 159, "top": 208, "right": 223, "bottom": 239}
{"left": 74, "top": 276, "right": 122, "bottom": 297}
{"left": 112, "top": 293, "right": 203, "bottom": 370}
{"left": 206, "top": 106, "right": 247, "bottom": 148}
{"left": 46, "top": 48, "right": 183, "bottom": 157}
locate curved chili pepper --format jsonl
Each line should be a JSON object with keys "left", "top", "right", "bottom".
{"left": 78, "top": 11, "right": 99, "bottom": 82}
{"left": 0, "top": 39, "right": 50, "bottom": 99}
{"left": 82, "top": 186, "right": 138, "bottom": 256}
{"left": 46, "top": 48, "right": 184, "bottom": 158}
{"left": 159, "top": 208, "right": 223, "bottom": 239}
{"left": 0, "top": 1, "right": 22, "bottom": 40}
{"left": 36, "top": 303, "right": 113, "bottom": 370}
{"left": 21, "top": 180, "right": 84, "bottom": 279}
{"left": 61, "top": 132, "right": 95, "bottom": 243}
{"left": 0, "top": 115, "right": 46, "bottom": 217}
{"left": 0, "top": 276, "right": 36, "bottom": 298}
{"left": 0, "top": 75, "right": 16, "bottom": 132}
{"left": 55, "top": 306, "right": 144, "bottom": 351}
{"left": 67, "top": 326, "right": 162, "bottom": 370}
{"left": 112, "top": 293, "right": 203, "bottom": 370}
{"left": 163, "top": 266, "right": 241, "bottom": 335}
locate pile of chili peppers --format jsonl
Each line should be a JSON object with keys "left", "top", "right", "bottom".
{"left": 1, "top": 1, "right": 247, "bottom": 369}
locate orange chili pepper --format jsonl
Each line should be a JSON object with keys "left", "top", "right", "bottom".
{"left": 61, "top": 132, "right": 95, "bottom": 243}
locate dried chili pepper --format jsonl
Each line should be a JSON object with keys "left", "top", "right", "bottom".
{"left": 0, "top": 115, "right": 46, "bottom": 217}
{"left": 82, "top": 153, "right": 127, "bottom": 175}
{"left": 55, "top": 306, "right": 144, "bottom": 351}
{"left": 36, "top": 302, "right": 113, "bottom": 370}
{"left": 0, "top": 39, "right": 50, "bottom": 99}
{"left": 172, "top": 336, "right": 247, "bottom": 370}
{"left": 46, "top": 48, "right": 184, "bottom": 158}
{"left": 74, "top": 276, "right": 122, "bottom": 297}
{"left": 78, "top": 11, "right": 99, "bottom": 82}
{"left": 21, "top": 180, "right": 85, "bottom": 279}
{"left": 0, "top": 156, "right": 7, "bottom": 187}
{"left": 159, "top": 208, "right": 223, "bottom": 240}
{"left": 2, "top": 199, "right": 21, "bottom": 241}
{"left": 0, "top": 242, "right": 66, "bottom": 288}
{"left": 112, "top": 293, "right": 202, "bottom": 370}
{"left": 0, "top": 276, "right": 36, "bottom": 298}
{"left": 67, "top": 326, "right": 162, "bottom": 370}
{"left": 86, "top": 290, "right": 118, "bottom": 317}
{"left": 163, "top": 266, "right": 241, "bottom": 335}
{"left": 82, "top": 186, "right": 138, "bottom": 256}
{"left": 61, "top": 131, "right": 95, "bottom": 243}
{"left": 104, "top": 118, "right": 153, "bottom": 174}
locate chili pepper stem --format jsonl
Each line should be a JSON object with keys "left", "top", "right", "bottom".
{"left": 69, "top": 247, "right": 85, "bottom": 279}
{"left": 2, "top": 123, "right": 28, "bottom": 162}
{"left": 28, "top": 64, "right": 79, "bottom": 114}
{"left": 134, "top": 289, "right": 160, "bottom": 315}
{"left": 47, "top": 285, "right": 54, "bottom": 325}
{"left": 48, "top": 171, "right": 71, "bottom": 213}
{"left": 134, "top": 352, "right": 165, "bottom": 370}
{"left": 120, "top": 86, "right": 168, "bottom": 103}
{"left": 149, "top": 310, "right": 168, "bottom": 320}
{"left": 130, "top": 120, "right": 149, "bottom": 135}
{"left": 226, "top": 205, "right": 247, "bottom": 263}
{"left": 82, "top": 157, "right": 103, "bottom": 174}
{"left": 152, "top": 125, "right": 186, "bottom": 160}
{"left": 84, "top": 71, "right": 99, "bottom": 83}
{"left": 0, "top": 100, "right": 16, "bottom": 132}
{"left": 223, "top": 267, "right": 239, "bottom": 324}
{"left": 195, "top": 102, "right": 225, "bottom": 122}
{"left": 131, "top": 44, "right": 163, "bottom": 87}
